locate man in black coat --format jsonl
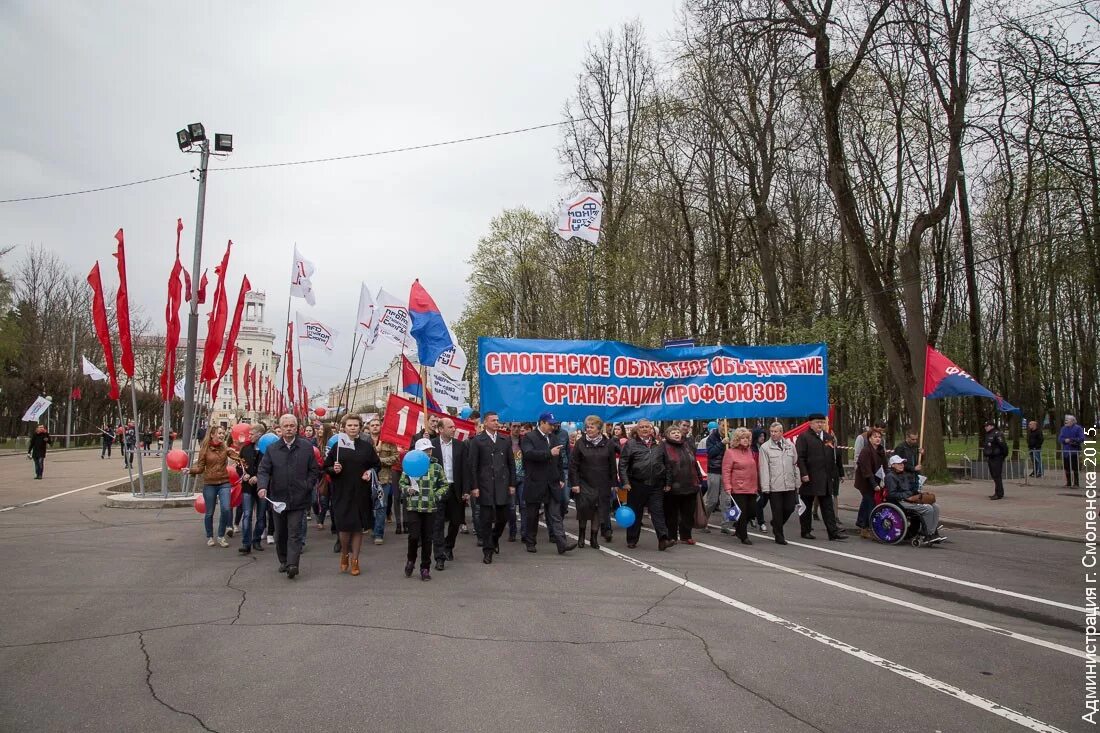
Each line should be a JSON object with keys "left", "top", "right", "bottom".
{"left": 258, "top": 414, "right": 322, "bottom": 579}
{"left": 796, "top": 413, "right": 846, "bottom": 540}
{"left": 619, "top": 419, "right": 672, "bottom": 550}
{"left": 983, "top": 419, "right": 1009, "bottom": 500}
{"left": 467, "top": 411, "right": 516, "bottom": 564}
{"left": 521, "top": 412, "right": 577, "bottom": 555}
{"left": 431, "top": 418, "right": 467, "bottom": 570}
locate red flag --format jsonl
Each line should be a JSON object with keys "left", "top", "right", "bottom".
{"left": 111, "top": 229, "right": 134, "bottom": 378}
{"left": 285, "top": 320, "right": 295, "bottom": 406}
{"left": 231, "top": 351, "right": 240, "bottom": 407}
{"left": 160, "top": 219, "right": 185, "bottom": 401}
{"left": 218, "top": 275, "right": 251, "bottom": 381}
{"left": 200, "top": 242, "right": 232, "bottom": 382}
{"left": 197, "top": 269, "right": 209, "bottom": 304}
{"left": 243, "top": 360, "right": 251, "bottom": 410}
{"left": 253, "top": 367, "right": 259, "bottom": 414}
{"left": 87, "top": 262, "right": 120, "bottom": 400}
{"left": 71, "top": 387, "right": 82, "bottom": 400}
{"left": 296, "top": 368, "right": 305, "bottom": 419}
{"left": 183, "top": 268, "right": 192, "bottom": 302}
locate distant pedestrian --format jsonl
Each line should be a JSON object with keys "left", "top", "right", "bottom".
{"left": 983, "top": 419, "right": 1008, "bottom": 500}
{"left": 703, "top": 422, "right": 726, "bottom": 530}
{"left": 432, "top": 418, "right": 468, "bottom": 570}
{"left": 721, "top": 427, "right": 758, "bottom": 545}
{"left": 257, "top": 414, "right": 321, "bottom": 579}
{"left": 123, "top": 422, "right": 137, "bottom": 468}
{"left": 100, "top": 424, "right": 114, "bottom": 459}
{"left": 1059, "top": 415, "right": 1085, "bottom": 488}
{"left": 757, "top": 422, "right": 800, "bottom": 545}
{"left": 237, "top": 424, "right": 266, "bottom": 555}
{"left": 468, "top": 411, "right": 517, "bottom": 564}
{"left": 1026, "top": 420, "right": 1044, "bottom": 478}
{"left": 324, "top": 415, "right": 381, "bottom": 577}
{"left": 521, "top": 412, "right": 575, "bottom": 556}
{"left": 569, "top": 415, "right": 618, "bottom": 549}
{"left": 28, "top": 425, "right": 51, "bottom": 479}
{"left": 854, "top": 429, "right": 887, "bottom": 539}
{"left": 619, "top": 419, "right": 672, "bottom": 551}
{"left": 796, "top": 413, "right": 846, "bottom": 540}
{"left": 401, "top": 438, "right": 446, "bottom": 581}
{"left": 188, "top": 425, "right": 241, "bottom": 548}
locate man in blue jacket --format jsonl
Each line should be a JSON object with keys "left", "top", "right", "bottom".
{"left": 258, "top": 414, "right": 321, "bottom": 579}
{"left": 1059, "top": 415, "right": 1086, "bottom": 487}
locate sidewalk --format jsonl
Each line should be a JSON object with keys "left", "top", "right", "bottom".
{"left": 839, "top": 474, "right": 1089, "bottom": 542}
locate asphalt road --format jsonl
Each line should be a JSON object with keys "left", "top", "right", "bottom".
{"left": 0, "top": 451, "right": 1088, "bottom": 732}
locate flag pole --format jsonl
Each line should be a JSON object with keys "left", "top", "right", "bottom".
{"left": 340, "top": 334, "right": 363, "bottom": 415}
{"left": 918, "top": 396, "right": 928, "bottom": 454}
{"left": 347, "top": 338, "right": 370, "bottom": 417}
{"left": 278, "top": 245, "right": 294, "bottom": 412}
{"left": 419, "top": 364, "right": 430, "bottom": 432}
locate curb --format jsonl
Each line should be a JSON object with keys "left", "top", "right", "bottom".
{"left": 837, "top": 503, "right": 1082, "bottom": 544}
{"left": 105, "top": 494, "right": 196, "bottom": 510}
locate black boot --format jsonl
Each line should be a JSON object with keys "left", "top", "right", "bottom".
{"left": 578, "top": 521, "right": 587, "bottom": 548}
{"left": 590, "top": 528, "right": 599, "bottom": 549}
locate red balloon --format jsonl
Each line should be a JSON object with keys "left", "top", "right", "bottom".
{"left": 230, "top": 423, "right": 251, "bottom": 444}
{"left": 194, "top": 495, "right": 206, "bottom": 513}
{"left": 166, "top": 449, "right": 189, "bottom": 471}
{"left": 314, "top": 406, "right": 326, "bottom": 417}
{"left": 230, "top": 483, "right": 242, "bottom": 509}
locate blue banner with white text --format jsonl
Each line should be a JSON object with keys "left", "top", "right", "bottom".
{"left": 478, "top": 338, "right": 828, "bottom": 422}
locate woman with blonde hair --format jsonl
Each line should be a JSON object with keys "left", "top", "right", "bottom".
{"left": 721, "top": 426, "right": 758, "bottom": 544}
{"left": 189, "top": 425, "right": 242, "bottom": 547}
{"left": 569, "top": 415, "right": 618, "bottom": 548}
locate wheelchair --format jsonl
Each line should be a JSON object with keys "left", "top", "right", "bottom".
{"left": 867, "top": 488, "right": 945, "bottom": 547}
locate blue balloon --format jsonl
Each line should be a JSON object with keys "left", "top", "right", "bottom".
{"left": 327, "top": 434, "right": 340, "bottom": 450}
{"left": 403, "top": 449, "right": 430, "bottom": 479}
{"left": 614, "top": 505, "right": 636, "bottom": 528}
{"left": 256, "top": 433, "right": 278, "bottom": 454}
{"left": 459, "top": 405, "right": 473, "bottom": 420}
{"left": 707, "top": 421, "right": 718, "bottom": 431}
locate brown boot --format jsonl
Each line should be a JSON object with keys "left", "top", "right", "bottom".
{"left": 339, "top": 553, "right": 349, "bottom": 573}
{"left": 350, "top": 557, "right": 361, "bottom": 576}
{"left": 860, "top": 528, "right": 872, "bottom": 540}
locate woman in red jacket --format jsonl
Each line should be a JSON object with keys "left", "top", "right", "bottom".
{"left": 721, "top": 427, "right": 759, "bottom": 545}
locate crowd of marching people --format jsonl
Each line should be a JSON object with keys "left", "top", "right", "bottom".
{"left": 182, "top": 407, "right": 1100, "bottom": 582}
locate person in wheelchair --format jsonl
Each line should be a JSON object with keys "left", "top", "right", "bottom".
{"left": 884, "top": 455, "right": 942, "bottom": 541}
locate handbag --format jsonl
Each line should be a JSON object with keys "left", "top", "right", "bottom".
{"left": 693, "top": 493, "right": 709, "bottom": 529}
{"left": 907, "top": 491, "right": 936, "bottom": 505}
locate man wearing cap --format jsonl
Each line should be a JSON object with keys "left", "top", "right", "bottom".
{"left": 431, "top": 418, "right": 467, "bottom": 571}
{"left": 982, "top": 419, "right": 1009, "bottom": 499}
{"left": 1058, "top": 415, "right": 1086, "bottom": 487}
{"left": 521, "top": 412, "right": 577, "bottom": 555}
{"left": 468, "top": 411, "right": 516, "bottom": 564}
{"left": 796, "top": 412, "right": 846, "bottom": 540}
{"left": 884, "top": 454, "right": 941, "bottom": 540}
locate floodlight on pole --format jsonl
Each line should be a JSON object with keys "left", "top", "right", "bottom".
{"left": 176, "top": 129, "right": 191, "bottom": 151}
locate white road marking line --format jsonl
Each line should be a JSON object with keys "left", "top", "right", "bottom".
{"left": 650, "top": 529, "right": 1083, "bottom": 658}
{"left": 593, "top": 539, "right": 1069, "bottom": 733}
{"left": 704, "top": 521, "right": 1084, "bottom": 614}
{"left": 0, "top": 470, "right": 160, "bottom": 512}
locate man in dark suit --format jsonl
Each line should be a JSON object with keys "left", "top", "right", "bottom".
{"left": 796, "top": 412, "right": 847, "bottom": 541}
{"left": 521, "top": 412, "right": 578, "bottom": 555}
{"left": 431, "top": 417, "right": 467, "bottom": 571}
{"left": 467, "top": 411, "right": 516, "bottom": 564}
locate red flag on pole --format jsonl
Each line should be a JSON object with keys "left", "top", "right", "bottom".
{"left": 218, "top": 275, "right": 251, "bottom": 381}
{"left": 285, "top": 320, "right": 295, "bottom": 406}
{"left": 231, "top": 351, "right": 240, "bottom": 408}
{"left": 112, "top": 229, "right": 135, "bottom": 378}
{"left": 71, "top": 387, "right": 82, "bottom": 400}
{"left": 160, "top": 219, "right": 185, "bottom": 401}
{"left": 87, "top": 262, "right": 120, "bottom": 400}
{"left": 296, "top": 368, "right": 305, "bottom": 419}
{"left": 200, "top": 242, "right": 232, "bottom": 382}
{"left": 196, "top": 269, "right": 209, "bottom": 304}
{"left": 243, "top": 360, "right": 251, "bottom": 411}
{"left": 182, "top": 268, "right": 192, "bottom": 302}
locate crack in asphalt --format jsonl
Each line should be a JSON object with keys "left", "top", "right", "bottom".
{"left": 138, "top": 630, "right": 220, "bottom": 733}
{"left": 225, "top": 557, "right": 255, "bottom": 625}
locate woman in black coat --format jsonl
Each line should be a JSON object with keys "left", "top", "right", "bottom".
{"left": 323, "top": 415, "right": 381, "bottom": 576}
{"left": 569, "top": 415, "right": 618, "bottom": 549}
{"left": 662, "top": 424, "right": 701, "bottom": 545}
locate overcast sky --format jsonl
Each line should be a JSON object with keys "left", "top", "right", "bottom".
{"left": 0, "top": 1, "right": 680, "bottom": 399}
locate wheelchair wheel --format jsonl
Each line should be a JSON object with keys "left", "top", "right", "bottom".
{"left": 870, "top": 503, "right": 907, "bottom": 544}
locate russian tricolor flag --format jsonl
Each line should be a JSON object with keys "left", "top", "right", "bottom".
{"left": 924, "top": 346, "right": 1020, "bottom": 412}
{"left": 401, "top": 355, "right": 441, "bottom": 412}
{"left": 408, "top": 280, "right": 455, "bottom": 367}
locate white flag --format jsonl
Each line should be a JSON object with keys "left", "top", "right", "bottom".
{"left": 174, "top": 378, "right": 187, "bottom": 400}
{"left": 289, "top": 245, "right": 317, "bottom": 306}
{"left": 295, "top": 312, "right": 339, "bottom": 352}
{"left": 337, "top": 432, "right": 355, "bottom": 449}
{"left": 355, "top": 282, "right": 377, "bottom": 338}
{"left": 796, "top": 496, "right": 807, "bottom": 516}
{"left": 81, "top": 356, "right": 108, "bottom": 381}
{"left": 432, "top": 324, "right": 467, "bottom": 379}
{"left": 554, "top": 191, "right": 603, "bottom": 245}
{"left": 428, "top": 369, "right": 465, "bottom": 409}
{"left": 371, "top": 288, "right": 410, "bottom": 349}
{"left": 22, "top": 396, "right": 52, "bottom": 422}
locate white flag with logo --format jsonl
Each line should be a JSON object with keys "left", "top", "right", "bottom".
{"left": 22, "top": 396, "right": 52, "bottom": 422}
{"left": 296, "top": 312, "right": 339, "bottom": 352}
{"left": 337, "top": 432, "right": 355, "bottom": 449}
{"left": 428, "top": 369, "right": 465, "bottom": 409}
{"left": 289, "top": 245, "right": 317, "bottom": 306}
{"left": 554, "top": 191, "right": 603, "bottom": 245}
{"left": 174, "top": 377, "right": 187, "bottom": 400}
{"left": 82, "top": 356, "right": 108, "bottom": 381}
{"left": 371, "top": 288, "right": 410, "bottom": 349}
{"left": 432, "top": 328, "right": 467, "bottom": 380}
{"left": 355, "top": 282, "right": 377, "bottom": 338}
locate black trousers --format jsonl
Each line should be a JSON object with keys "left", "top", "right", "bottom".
{"left": 1064, "top": 453, "right": 1081, "bottom": 486}
{"left": 768, "top": 492, "right": 798, "bottom": 539}
{"left": 989, "top": 456, "right": 1005, "bottom": 498}
{"left": 625, "top": 484, "right": 669, "bottom": 544}
{"left": 407, "top": 511, "right": 434, "bottom": 568}
{"left": 731, "top": 493, "right": 755, "bottom": 540}
{"left": 799, "top": 492, "right": 840, "bottom": 537}
{"left": 273, "top": 507, "right": 306, "bottom": 567}
{"left": 663, "top": 492, "right": 696, "bottom": 541}
{"left": 433, "top": 492, "right": 463, "bottom": 560}
{"left": 477, "top": 504, "right": 510, "bottom": 555}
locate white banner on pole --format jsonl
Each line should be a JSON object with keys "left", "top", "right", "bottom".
{"left": 428, "top": 369, "right": 465, "bottom": 409}
{"left": 290, "top": 245, "right": 317, "bottom": 306}
{"left": 295, "top": 312, "right": 339, "bottom": 352}
{"left": 81, "top": 356, "right": 108, "bottom": 381}
{"left": 355, "top": 282, "right": 377, "bottom": 338}
{"left": 22, "top": 396, "right": 52, "bottom": 422}
{"left": 554, "top": 191, "right": 603, "bottom": 245}
{"left": 371, "top": 288, "right": 410, "bottom": 349}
